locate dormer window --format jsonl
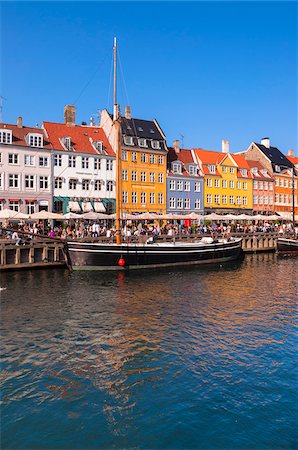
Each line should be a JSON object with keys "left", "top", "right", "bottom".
{"left": 251, "top": 167, "right": 258, "bottom": 175}
{"left": 151, "top": 140, "right": 160, "bottom": 149}
{"left": 94, "top": 141, "right": 103, "bottom": 153}
{"left": 149, "top": 129, "right": 155, "bottom": 134}
{"left": 124, "top": 136, "right": 134, "bottom": 146}
{"left": 28, "top": 133, "right": 43, "bottom": 148}
{"left": 173, "top": 163, "right": 182, "bottom": 174}
{"left": 138, "top": 138, "right": 147, "bottom": 148}
{"left": 275, "top": 165, "right": 281, "bottom": 172}
{"left": 61, "top": 136, "right": 72, "bottom": 151}
{"left": 261, "top": 169, "right": 267, "bottom": 176}
{"left": 188, "top": 165, "right": 196, "bottom": 175}
{"left": 208, "top": 164, "right": 216, "bottom": 174}
{"left": 0, "top": 129, "right": 12, "bottom": 144}
{"left": 138, "top": 127, "right": 143, "bottom": 132}
{"left": 240, "top": 169, "right": 247, "bottom": 177}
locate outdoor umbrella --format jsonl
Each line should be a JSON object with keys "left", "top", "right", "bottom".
{"left": 0, "top": 208, "right": 30, "bottom": 220}
{"left": 81, "top": 212, "right": 111, "bottom": 220}
{"left": 30, "top": 210, "right": 65, "bottom": 220}
{"left": 63, "top": 212, "right": 82, "bottom": 220}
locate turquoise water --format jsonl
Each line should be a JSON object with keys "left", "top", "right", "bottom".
{"left": 1, "top": 254, "right": 297, "bottom": 449}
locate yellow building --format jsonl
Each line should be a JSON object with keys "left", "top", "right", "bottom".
{"left": 193, "top": 148, "right": 253, "bottom": 213}
{"left": 101, "top": 107, "right": 168, "bottom": 214}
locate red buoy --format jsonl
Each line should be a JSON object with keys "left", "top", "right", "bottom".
{"left": 118, "top": 257, "right": 125, "bottom": 267}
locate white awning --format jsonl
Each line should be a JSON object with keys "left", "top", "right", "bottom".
{"left": 69, "top": 201, "right": 81, "bottom": 212}
{"left": 94, "top": 201, "right": 106, "bottom": 213}
{"left": 277, "top": 211, "right": 293, "bottom": 220}
{"left": 82, "top": 202, "right": 93, "bottom": 213}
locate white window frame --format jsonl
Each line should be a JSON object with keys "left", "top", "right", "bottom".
{"left": 24, "top": 154, "right": 35, "bottom": 166}
{"left": 8, "top": 153, "right": 19, "bottom": 165}
{"left": 124, "top": 136, "right": 134, "bottom": 146}
{"left": 0, "top": 129, "right": 12, "bottom": 144}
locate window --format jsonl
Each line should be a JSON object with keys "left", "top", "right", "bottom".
{"left": 243, "top": 182, "right": 248, "bottom": 190}
{"left": 222, "top": 166, "right": 227, "bottom": 173}
{"left": 206, "top": 178, "right": 212, "bottom": 187}
{"left": 152, "top": 140, "right": 160, "bottom": 149}
{"left": 195, "top": 182, "right": 201, "bottom": 192}
{"left": 158, "top": 155, "right": 164, "bottom": 165}
{"left": 169, "top": 197, "right": 175, "bottom": 209}
{"left": 214, "top": 179, "right": 220, "bottom": 188}
{"left": 177, "top": 181, "right": 183, "bottom": 191}
{"left": 264, "top": 196, "right": 268, "bottom": 205}
{"left": 158, "top": 173, "right": 163, "bottom": 183}
{"left": 55, "top": 177, "right": 63, "bottom": 189}
{"left": 138, "top": 138, "right": 147, "bottom": 147}
{"left": 140, "top": 192, "right": 146, "bottom": 204}
{"left": 63, "top": 137, "right": 72, "bottom": 151}
{"left": 69, "top": 179, "right": 77, "bottom": 190}
{"left": 195, "top": 199, "right": 201, "bottom": 210}
{"left": 54, "top": 155, "right": 62, "bottom": 166}
{"left": 208, "top": 165, "right": 216, "bottom": 174}
{"left": 140, "top": 153, "right": 147, "bottom": 163}
{"left": 251, "top": 168, "right": 258, "bottom": 175}
{"left": 229, "top": 180, "right": 234, "bottom": 189}
{"left": 264, "top": 181, "right": 268, "bottom": 190}
{"left": 222, "top": 180, "right": 227, "bottom": 188}
{"left": 107, "top": 181, "right": 113, "bottom": 192}
{"left": 253, "top": 181, "right": 258, "bottom": 189}
{"left": 28, "top": 133, "right": 43, "bottom": 147}
{"left": 259, "top": 181, "right": 263, "bottom": 189}
{"left": 140, "top": 171, "right": 146, "bottom": 182}
{"left": 94, "top": 141, "right": 103, "bottom": 153}
{"left": 9, "top": 174, "right": 19, "bottom": 188}
{"left": 214, "top": 194, "right": 220, "bottom": 204}
{"left": 94, "top": 158, "right": 100, "bottom": 170}
{"left": 122, "top": 170, "right": 128, "bottom": 181}
{"left": 284, "top": 194, "right": 289, "bottom": 204}
{"left": 150, "top": 172, "right": 155, "bottom": 183}
{"left": 253, "top": 195, "right": 258, "bottom": 205}
{"left": 275, "top": 193, "right": 279, "bottom": 203}
{"left": 8, "top": 153, "right": 19, "bottom": 165}
{"left": 122, "top": 191, "right": 128, "bottom": 203}
{"left": 184, "top": 181, "right": 190, "bottom": 191}
{"left": 169, "top": 180, "right": 176, "bottom": 190}
{"left": 38, "top": 156, "right": 48, "bottom": 167}
{"left": 68, "top": 156, "right": 76, "bottom": 168}
{"left": 149, "top": 193, "right": 155, "bottom": 204}
{"left": 275, "top": 178, "right": 279, "bottom": 186}
{"left": 177, "top": 198, "right": 183, "bottom": 209}
{"left": 243, "top": 197, "right": 247, "bottom": 206}
{"left": 0, "top": 172, "right": 3, "bottom": 189}
{"left": 82, "top": 157, "right": 89, "bottom": 169}
{"left": 25, "top": 175, "right": 35, "bottom": 189}
{"left": 237, "top": 181, "right": 241, "bottom": 189}
{"left": 24, "top": 155, "right": 35, "bottom": 166}
{"left": 236, "top": 196, "right": 242, "bottom": 205}
{"left": 149, "top": 154, "right": 156, "bottom": 164}
{"left": 269, "top": 196, "right": 273, "bottom": 205}
{"left": 0, "top": 129, "right": 12, "bottom": 144}
{"left": 229, "top": 195, "right": 234, "bottom": 204}
{"left": 269, "top": 183, "right": 273, "bottom": 191}
{"left": 240, "top": 169, "right": 247, "bottom": 177}
{"left": 230, "top": 167, "right": 234, "bottom": 174}
{"left": 131, "top": 170, "right": 137, "bottom": 182}
{"left": 184, "top": 198, "right": 190, "bottom": 209}
{"left": 131, "top": 152, "right": 137, "bottom": 162}
{"left": 173, "top": 163, "right": 182, "bottom": 174}
{"left": 124, "top": 136, "right": 134, "bottom": 146}
{"left": 158, "top": 193, "right": 164, "bottom": 204}
{"left": 122, "top": 150, "right": 128, "bottom": 161}
{"left": 261, "top": 169, "right": 268, "bottom": 176}
{"left": 106, "top": 160, "right": 113, "bottom": 170}
{"left": 82, "top": 179, "right": 90, "bottom": 190}
{"left": 284, "top": 179, "right": 288, "bottom": 188}
{"left": 94, "top": 180, "right": 102, "bottom": 191}
{"left": 279, "top": 178, "right": 284, "bottom": 187}
{"left": 222, "top": 195, "right": 227, "bottom": 204}
{"left": 132, "top": 192, "right": 137, "bottom": 203}
{"left": 279, "top": 194, "right": 284, "bottom": 203}
{"left": 188, "top": 165, "right": 196, "bottom": 175}
{"left": 206, "top": 194, "right": 212, "bottom": 204}
{"left": 26, "top": 201, "right": 35, "bottom": 215}
{"left": 9, "top": 201, "right": 19, "bottom": 212}
{"left": 39, "top": 176, "right": 48, "bottom": 189}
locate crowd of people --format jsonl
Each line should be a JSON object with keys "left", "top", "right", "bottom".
{"left": 0, "top": 219, "right": 297, "bottom": 245}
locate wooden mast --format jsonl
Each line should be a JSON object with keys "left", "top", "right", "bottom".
{"left": 113, "top": 37, "right": 122, "bottom": 245}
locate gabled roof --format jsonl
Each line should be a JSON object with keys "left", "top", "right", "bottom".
{"left": 167, "top": 147, "right": 201, "bottom": 177}
{"left": 120, "top": 115, "right": 167, "bottom": 151}
{"left": 0, "top": 123, "right": 51, "bottom": 149}
{"left": 193, "top": 148, "right": 225, "bottom": 165}
{"left": 287, "top": 155, "right": 298, "bottom": 166}
{"left": 246, "top": 159, "right": 274, "bottom": 180}
{"left": 43, "top": 122, "right": 115, "bottom": 156}
{"left": 254, "top": 142, "right": 293, "bottom": 170}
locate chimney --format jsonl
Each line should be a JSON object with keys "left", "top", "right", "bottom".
{"left": 89, "top": 117, "right": 95, "bottom": 127}
{"left": 17, "top": 116, "right": 23, "bottom": 128}
{"left": 222, "top": 139, "right": 229, "bottom": 153}
{"left": 125, "top": 105, "right": 131, "bottom": 120}
{"left": 261, "top": 137, "right": 270, "bottom": 148}
{"left": 288, "top": 149, "right": 295, "bottom": 157}
{"left": 173, "top": 139, "right": 180, "bottom": 154}
{"left": 64, "top": 105, "right": 76, "bottom": 127}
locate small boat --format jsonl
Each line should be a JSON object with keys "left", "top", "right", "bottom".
{"left": 277, "top": 237, "right": 298, "bottom": 254}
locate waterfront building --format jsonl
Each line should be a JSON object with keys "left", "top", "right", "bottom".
{"left": 0, "top": 117, "right": 53, "bottom": 213}
{"left": 193, "top": 141, "right": 253, "bottom": 214}
{"left": 238, "top": 138, "right": 298, "bottom": 220}
{"left": 246, "top": 160, "right": 275, "bottom": 215}
{"left": 100, "top": 106, "right": 168, "bottom": 214}
{"left": 166, "top": 140, "right": 204, "bottom": 214}
{"left": 43, "top": 105, "right": 116, "bottom": 214}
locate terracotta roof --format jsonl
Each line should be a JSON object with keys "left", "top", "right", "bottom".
{"left": 245, "top": 159, "right": 274, "bottom": 180}
{"left": 43, "top": 122, "right": 115, "bottom": 156}
{"left": 167, "top": 147, "right": 201, "bottom": 177}
{"left": 193, "top": 148, "right": 225, "bottom": 165}
{"left": 0, "top": 123, "right": 51, "bottom": 149}
{"left": 231, "top": 154, "right": 250, "bottom": 169}
{"left": 287, "top": 155, "right": 298, "bottom": 165}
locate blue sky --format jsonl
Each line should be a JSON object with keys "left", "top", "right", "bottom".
{"left": 1, "top": 1, "right": 297, "bottom": 153}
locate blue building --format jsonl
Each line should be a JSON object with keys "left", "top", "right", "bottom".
{"left": 166, "top": 141, "right": 204, "bottom": 215}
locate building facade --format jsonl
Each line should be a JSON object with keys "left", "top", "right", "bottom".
{"left": 246, "top": 160, "right": 275, "bottom": 214}
{"left": 43, "top": 105, "right": 116, "bottom": 214}
{"left": 100, "top": 107, "right": 168, "bottom": 214}
{"left": 0, "top": 118, "right": 53, "bottom": 214}
{"left": 166, "top": 141, "right": 204, "bottom": 214}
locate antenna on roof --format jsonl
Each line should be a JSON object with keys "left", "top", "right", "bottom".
{"left": 179, "top": 133, "right": 184, "bottom": 149}
{"left": 0, "top": 96, "right": 7, "bottom": 123}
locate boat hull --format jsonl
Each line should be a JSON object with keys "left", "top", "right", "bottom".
{"left": 277, "top": 238, "right": 298, "bottom": 254}
{"left": 67, "top": 238, "right": 243, "bottom": 270}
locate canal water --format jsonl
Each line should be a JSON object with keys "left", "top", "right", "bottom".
{"left": 1, "top": 254, "right": 297, "bottom": 449}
